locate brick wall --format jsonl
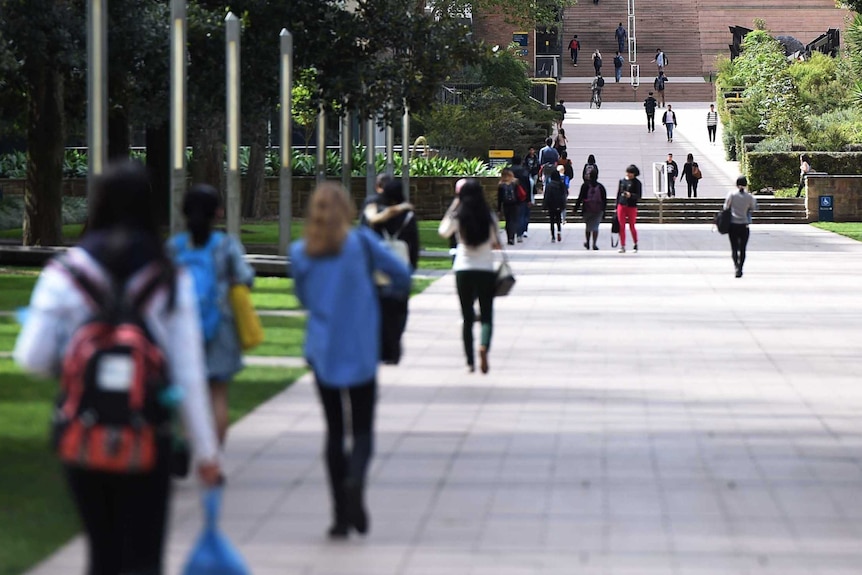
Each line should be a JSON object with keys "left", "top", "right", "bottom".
{"left": 473, "top": 12, "right": 534, "bottom": 75}
{"left": 806, "top": 176, "right": 862, "bottom": 222}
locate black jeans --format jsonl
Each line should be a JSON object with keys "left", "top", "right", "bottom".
{"left": 687, "top": 179, "right": 698, "bottom": 198}
{"left": 667, "top": 174, "right": 676, "bottom": 197}
{"left": 455, "top": 270, "right": 495, "bottom": 366}
{"left": 503, "top": 204, "right": 520, "bottom": 243}
{"left": 64, "top": 447, "right": 171, "bottom": 575}
{"left": 315, "top": 378, "right": 377, "bottom": 520}
{"left": 646, "top": 112, "right": 655, "bottom": 131}
{"left": 728, "top": 223, "right": 750, "bottom": 270}
{"left": 707, "top": 125, "right": 717, "bottom": 142}
{"left": 549, "top": 208, "right": 562, "bottom": 235}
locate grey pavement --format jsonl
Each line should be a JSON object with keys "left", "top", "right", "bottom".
{"left": 27, "top": 222, "right": 862, "bottom": 575}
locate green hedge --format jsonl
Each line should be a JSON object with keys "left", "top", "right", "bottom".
{"left": 746, "top": 152, "right": 862, "bottom": 191}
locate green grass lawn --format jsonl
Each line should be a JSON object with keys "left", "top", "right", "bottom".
{"left": 812, "top": 222, "right": 862, "bottom": 242}
{"left": 0, "top": 359, "right": 303, "bottom": 575}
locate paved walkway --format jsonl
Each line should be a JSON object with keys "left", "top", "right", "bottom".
{"left": 28, "top": 221, "right": 862, "bottom": 575}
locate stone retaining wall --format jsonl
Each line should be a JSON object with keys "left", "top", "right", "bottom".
{"left": 806, "top": 175, "right": 862, "bottom": 222}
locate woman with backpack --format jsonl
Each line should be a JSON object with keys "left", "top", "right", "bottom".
{"left": 582, "top": 154, "right": 599, "bottom": 182}
{"left": 575, "top": 171, "right": 608, "bottom": 250}
{"left": 544, "top": 170, "right": 567, "bottom": 243}
{"left": 616, "top": 164, "right": 643, "bottom": 253}
{"left": 168, "top": 184, "right": 255, "bottom": 448}
{"left": 681, "top": 153, "right": 701, "bottom": 198}
{"left": 592, "top": 49, "right": 603, "bottom": 76}
{"left": 292, "top": 182, "right": 411, "bottom": 539}
{"left": 438, "top": 179, "right": 501, "bottom": 374}
{"left": 14, "top": 161, "right": 221, "bottom": 575}
{"left": 724, "top": 176, "right": 759, "bottom": 278}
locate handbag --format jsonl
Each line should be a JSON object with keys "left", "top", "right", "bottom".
{"left": 714, "top": 208, "right": 732, "bottom": 234}
{"left": 691, "top": 163, "right": 703, "bottom": 180}
{"left": 228, "top": 284, "right": 264, "bottom": 350}
{"left": 494, "top": 251, "right": 516, "bottom": 297}
{"left": 182, "top": 488, "right": 251, "bottom": 575}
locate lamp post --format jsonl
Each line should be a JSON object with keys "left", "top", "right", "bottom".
{"left": 316, "top": 103, "right": 326, "bottom": 185}
{"left": 401, "top": 101, "right": 410, "bottom": 202}
{"left": 279, "top": 29, "right": 293, "bottom": 257}
{"left": 365, "top": 115, "right": 375, "bottom": 198}
{"left": 341, "top": 108, "right": 352, "bottom": 191}
{"left": 87, "top": 0, "right": 107, "bottom": 200}
{"left": 170, "top": 0, "right": 187, "bottom": 234}
{"left": 225, "top": 12, "right": 241, "bottom": 237}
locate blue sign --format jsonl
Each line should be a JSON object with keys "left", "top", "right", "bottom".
{"left": 818, "top": 195, "right": 834, "bottom": 222}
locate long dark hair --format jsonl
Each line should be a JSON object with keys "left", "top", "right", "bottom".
{"left": 457, "top": 179, "right": 493, "bottom": 247}
{"left": 183, "top": 184, "right": 220, "bottom": 246}
{"left": 86, "top": 160, "right": 175, "bottom": 302}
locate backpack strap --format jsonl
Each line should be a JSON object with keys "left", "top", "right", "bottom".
{"left": 392, "top": 211, "right": 414, "bottom": 240}
{"left": 54, "top": 256, "right": 109, "bottom": 312}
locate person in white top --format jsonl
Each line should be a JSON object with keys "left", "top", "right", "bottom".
{"left": 14, "top": 161, "right": 221, "bottom": 574}
{"left": 706, "top": 104, "right": 719, "bottom": 144}
{"left": 438, "top": 179, "right": 501, "bottom": 374}
{"left": 723, "top": 175, "right": 759, "bottom": 278}
{"left": 796, "top": 154, "right": 811, "bottom": 197}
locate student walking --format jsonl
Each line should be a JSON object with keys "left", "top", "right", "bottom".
{"left": 662, "top": 104, "right": 677, "bottom": 142}
{"left": 707, "top": 104, "right": 718, "bottom": 144}
{"left": 511, "top": 155, "right": 533, "bottom": 241}
{"left": 644, "top": 92, "right": 658, "bottom": 132}
{"left": 652, "top": 48, "right": 667, "bottom": 72}
{"left": 724, "top": 176, "right": 759, "bottom": 277}
{"left": 438, "top": 179, "right": 502, "bottom": 374}
{"left": 615, "top": 23, "right": 627, "bottom": 53}
{"left": 796, "top": 154, "right": 811, "bottom": 197}
{"left": 14, "top": 161, "right": 222, "bottom": 575}
{"left": 292, "top": 182, "right": 411, "bottom": 539}
{"left": 544, "top": 171, "right": 567, "bottom": 243}
{"left": 681, "top": 153, "right": 701, "bottom": 198}
{"left": 575, "top": 170, "right": 607, "bottom": 250}
{"left": 554, "top": 129, "right": 568, "bottom": 156}
{"left": 168, "top": 184, "right": 256, "bottom": 447}
{"left": 654, "top": 71, "right": 668, "bottom": 107}
{"left": 613, "top": 51, "right": 624, "bottom": 83}
{"left": 569, "top": 35, "right": 580, "bottom": 65}
{"left": 497, "top": 168, "right": 521, "bottom": 245}
{"left": 665, "top": 153, "right": 679, "bottom": 197}
{"left": 582, "top": 154, "right": 599, "bottom": 182}
{"left": 616, "top": 164, "right": 642, "bottom": 253}
{"left": 592, "top": 49, "right": 603, "bottom": 76}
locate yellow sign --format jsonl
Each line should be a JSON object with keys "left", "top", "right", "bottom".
{"left": 489, "top": 150, "right": 514, "bottom": 159}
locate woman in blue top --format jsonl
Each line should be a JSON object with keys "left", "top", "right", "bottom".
{"left": 291, "top": 182, "right": 411, "bottom": 539}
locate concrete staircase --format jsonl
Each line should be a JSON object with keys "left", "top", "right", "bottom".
{"left": 556, "top": 0, "right": 850, "bottom": 104}
{"left": 530, "top": 196, "right": 807, "bottom": 224}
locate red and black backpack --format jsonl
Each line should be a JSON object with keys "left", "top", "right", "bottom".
{"left": 52, "top": 258, "right": 173, "bottom": 474}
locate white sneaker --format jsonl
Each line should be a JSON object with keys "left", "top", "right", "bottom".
{"left": 619, "top": 247, "right": 626, "bottom": 253}
{"left": 523, "top": 232, "right": 529, "bottom": 238}
{"left": 516, "top": 236, "right": 523, "bottom": 243}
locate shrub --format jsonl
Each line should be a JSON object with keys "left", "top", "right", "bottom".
{"left": 747, "top": 151, "right": 862, "bottom": 190}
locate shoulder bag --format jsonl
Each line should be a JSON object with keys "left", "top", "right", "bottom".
{"left": 494, "top": 249, "right": 516, "bottom": 297}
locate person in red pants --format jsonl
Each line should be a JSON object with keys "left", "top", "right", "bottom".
{"left": 615, "top": 164, "right": 643, "bottom": 253}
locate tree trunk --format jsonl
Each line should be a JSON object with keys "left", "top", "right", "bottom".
{"left": 191, "top": 126, "right": 224, "bottom": 204}
{"left": 108, "top": 106, "right": 130, "bottom": 159}
{"left": 146, "top": 122, "right": 170, "bottom": 225}
{"left": 242, "top": 119, "right": 267, "bottom": 218}
{"left": 23, "top": 64, "right": 64, "bottom": 246}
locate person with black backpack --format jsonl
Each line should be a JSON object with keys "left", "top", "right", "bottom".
{"left": 14, "top": 161, "right": 221, "bottom": 575}
{"left": 644, "top": 92, "right": 659, "bottom": 132}
{"left": 544, "top": 171, "right": 567, "bottom": 243}
{"left": 497, "top": 168, "right": 521, "bottom": 245}
{"left": 575, "top": 171, "right": 608, "bottom": 250}
{"left": 724, "top": 176, "right": 758, "bottom": 277}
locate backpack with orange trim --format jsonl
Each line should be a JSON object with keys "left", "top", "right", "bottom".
{"left": 52, "top": 258, "right": 173, "bottom": 474}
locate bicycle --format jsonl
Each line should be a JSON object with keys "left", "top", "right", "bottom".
{"left": 590, "top": 88, "right": 602, "bottom": 109}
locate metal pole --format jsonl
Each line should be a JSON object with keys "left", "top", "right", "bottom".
{"left": 225, "top": 12, "right": 241, "bottom": 238}
{"left": 401, "top": 102, "right": 410, "bottom": 202}
{"left": 279, "top": 29, "right": 293, "bottom": 257}
{"left": 365, "top": 115, "right": 375, "bottom": 198}
{"left": 316, "top": 103, "right": 326, "bottom": 185}
{"left": 87, "top": 0, "right": 107, "bottom": 201}
{"left": 170, "top": 0, "right": 187, "bottom": 234}
{"left": 341, "top": 108, "right": 352, "bottom": 191}
{"left": 385, "top": 113, "right": 395, "bottom": 176}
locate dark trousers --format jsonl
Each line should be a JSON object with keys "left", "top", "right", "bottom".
{"left": 549, "top": 209, "right": 562, "bottom": 235}
{"left": 315, "top": 378, "right": 377, "bottom": 521}
{"left": 796, "top": 175, "right": 806, "bottom": 197}
{"left": 728, "top": 223, "right": 750, "bottom": 270}
{"left": 646, "top": 112, "right": 655, "bottom": 132}
{"left": 687, "top": 179, "right": 699, "bottom": 198}
{"left": 707, "top": 125, "right": 717, "bottom": 142}
{"left": 571, "top": 49, "right": 578, "bottom": 64}
{"left": 64, "top": 451, "right": 171, "bottom": 575}
{"left": 667, "top": 174, "right": 676, "bottom": 197}
{"left": 503, "top": 204, "right": 519, "bottom": 243}
{"left": 519, "top": 203, "right": 531, "bottom": 235}
{"left": 455, "top": 270, "right": 495, "bottom": 367}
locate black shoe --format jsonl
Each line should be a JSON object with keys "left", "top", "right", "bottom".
{"left": 592, "top": 245, "right": 599, "bottom": 250}
{"left": 328, "top": 522, "right": 349, "bottom": 539}
{"left": 345, "top": 482, "right": 369, "bottom": 535}
{"left": 583, "top": 242, "right": 589, "bottom": 249}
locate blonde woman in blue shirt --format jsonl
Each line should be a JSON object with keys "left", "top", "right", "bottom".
{"left": 291, "top": 182, "right": 411, "bottom": 539}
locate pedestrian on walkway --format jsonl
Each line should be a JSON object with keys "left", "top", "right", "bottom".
{"left": 497, "top": 168, "right": 521, "bottom": 245}
{"left": 292, "top": 182, "right": 411, "bottom": 539}
{"left": 552, "top": 100, "right": 567, "bottom": 132}
{"left": 438, "top": 179, "right": 501, "bottom": 373}
{"left": 539, "top": 137, "right": 560, "bottom": 189}
{"left": 544, "top": 170, "right": 567, "bottom": 243}
{"left": 360, "top": 173, "right": 413, "bottom": 227}
{"left": 582, "top": 154, "right": 599, "bottom": 183}
{"left": 575, "top": 170, "right": 607, "bottom": 250}
{"left": 665, "top": 153, "right": 678, "bottom": 197}
{"left": 568, "top": 35, "right": 580, "bottom": 66}
{"left": 556, "top": 164, "right": 572, "bottom": 224}
{"left": 524, "top": 146, "right": 540, "bottom": 195}
{"left": 707, "top": 104, "right": 718, "bottom": 144}
{"left": 796, "top": 154, "right": 811, "bottom": 197}
{"left": 592, "top": 49, "right": 603, "bottom": 76}
{"left": 652, "top": 48, "right": 667, "bottom": 72}
{"left": 169, "top": 184, "right": 256, "bottom": 448}
{"left": 615, "top": 23, "right": 627, "bottom": 53}
{"left": 554, "top": 129, "right": 568, "bottom": 156}
{"left": 14, "top": 160, "right": 222, "bottom": 575}
{"left": 724, "top": 176, "right": 758, "bottom": 278}
{"left": 644, "top": 92, "right": 658, "bottom": 132}
{"left": 662, "top": 104, "right": 677, "bottom": 142}
{"left": 512, "top": 155, "right": 533, "bottom": 241}
{"left": 616, "top": 164, "right": 642, "bottom": 253}
{"left": 681, "top": 153, "right": 701, "bottom": 198}
{"left": 654, "top": 71, "right": 668, "bottom": 107}
{"left": 613, "top": 51, "right": 624, "bottom": 83}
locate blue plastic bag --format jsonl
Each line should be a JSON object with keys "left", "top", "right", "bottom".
{"left": 182, "top": 488, "right": 251, "bottom": 575}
